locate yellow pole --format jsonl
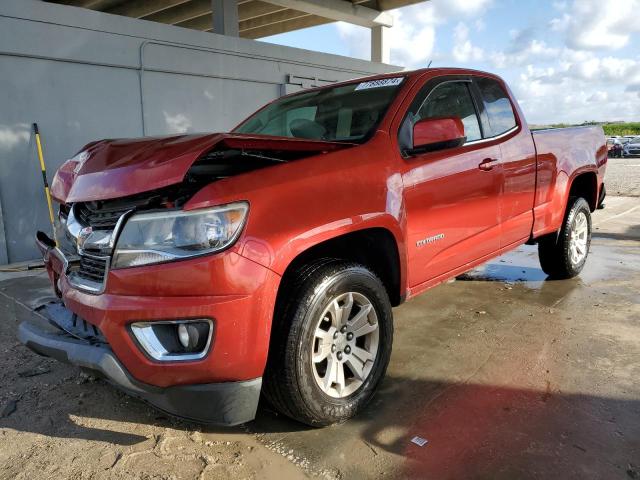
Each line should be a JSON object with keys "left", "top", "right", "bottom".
{"left": 33, "top": 123, "right": 58, "bottom": 246}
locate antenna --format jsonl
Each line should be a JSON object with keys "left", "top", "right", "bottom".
{"left": 427, "top": 60, "right": 433, "bottom": 68}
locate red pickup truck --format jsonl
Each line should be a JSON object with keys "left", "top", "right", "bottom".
{"left": 20, "top": 68, "right": 607, "bottom": 427}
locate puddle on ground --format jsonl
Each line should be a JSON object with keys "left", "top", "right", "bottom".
{"left": 457, "top": 240, "right": 634, "bottom": 292}
{"left": 458, "top": 245, "right": 548, "bottom": 288}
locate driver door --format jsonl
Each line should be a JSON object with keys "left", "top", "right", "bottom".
{"left": 400, "top": 78, "right": 503, "bottom": 289}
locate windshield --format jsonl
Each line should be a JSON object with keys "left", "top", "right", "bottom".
{"left": 632, "top": 136, "right": 640, "bottom": 143}
{"left": 234, "top": 77, "right": 405, "bottom": 142}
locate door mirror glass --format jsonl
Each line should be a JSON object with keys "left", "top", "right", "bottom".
{"left": 411, "top": 117, "right": 466, "bottom": 154}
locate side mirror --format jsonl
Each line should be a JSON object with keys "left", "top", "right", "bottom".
{"left": 409, "top": 117, "right": 466, "bottom": 154}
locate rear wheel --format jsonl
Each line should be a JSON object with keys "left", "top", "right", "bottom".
{"left": 538, "top": 197, "right": 592, "bottom": 279}
{"left": 263, "top": 260, "right": 393, "bottom": 426}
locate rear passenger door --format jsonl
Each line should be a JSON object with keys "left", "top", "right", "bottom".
{"left": 472, "top": 77, "right": 536, "bottom": 247}
{"left": 399, "top": 77, "right": 503, "bottom": 289}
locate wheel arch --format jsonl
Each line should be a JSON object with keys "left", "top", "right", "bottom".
{"left": 567, "top": 170, "right": 599, "bottom": 212}
{"left": 276, "top": 227, "right": 405, "bottom": 308}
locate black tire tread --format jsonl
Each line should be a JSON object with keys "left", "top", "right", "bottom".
{"left": 262, "top": 258, "right": 341, "bottom": 422}
{"left": 538, "top": 196, "right": 591, "bottom": 279}
{"left": 263, "top": 259, "right": 392, "bottom": 427}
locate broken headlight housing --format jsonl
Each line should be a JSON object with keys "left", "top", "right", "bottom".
{"left": 112, "top": 202, "right": 248, "bottom": 269}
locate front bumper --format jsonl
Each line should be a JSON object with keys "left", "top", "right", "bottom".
{"left": 18, "top": 302, "right": 261, "bottom": 425}
{"left": 34, "top": 231, "right": 280, "bottom": 387}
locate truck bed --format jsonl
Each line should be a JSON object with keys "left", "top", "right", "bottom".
{"left": 531, "top": 125, "right": 607, "bottom": 238}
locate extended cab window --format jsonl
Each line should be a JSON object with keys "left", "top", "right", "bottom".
{"left": 475, "top": 77, "right": 517, "bottom": 136}
{"left": 399, "top": 81, "right": 482, "bottom": 151}
{"left": 235, "top": 77, "right": 404, "bottom": 142}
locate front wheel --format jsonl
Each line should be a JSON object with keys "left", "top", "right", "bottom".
{"left": 263, "top": 260, "right": 393, "bottom": 427}
{"left": 538, "top": 197, "right": 592, "bottom": 279}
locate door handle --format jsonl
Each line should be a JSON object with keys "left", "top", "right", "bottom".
{"left": 478, "top": 158, "right": 499, "bottom": 171}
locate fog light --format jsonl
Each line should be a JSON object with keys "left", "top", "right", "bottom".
{"left": 176, "top": 322, "right": 210, "bottom": 353}
{"left": 177, "top": 324, "right": 190, "bottom": 349}
{"left": 130, "top": 319, "right": 214, "bottom": 362}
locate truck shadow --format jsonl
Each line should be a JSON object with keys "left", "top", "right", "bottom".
{"left": 354, "top": 376, "right": 639, "bottom": 479}
{"left": 2, "top": 370, "right": 638, "bottom": 479}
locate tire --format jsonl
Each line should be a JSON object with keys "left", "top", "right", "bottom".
{"left": 263, "top": 260, "right": 393, "bottom": 427}
{"left": 538, "top": 197, "right": 592, "bottom": 279}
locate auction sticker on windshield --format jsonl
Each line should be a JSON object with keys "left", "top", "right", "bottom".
{"left": 355, "top": 77, "right": 404, "bottom": 90}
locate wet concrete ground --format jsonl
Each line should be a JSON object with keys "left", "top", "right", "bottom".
{"left": 1, "top": 196, "right": 639, "bottom": 479}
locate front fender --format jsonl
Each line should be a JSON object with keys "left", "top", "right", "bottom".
{"left": 183, "top": 134, "right": 408, "bottom": 295}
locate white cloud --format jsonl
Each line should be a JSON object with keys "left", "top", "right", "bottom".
{"left": 510, "top": 49, "right": 640, "bottom": 123}
{"left": 588, "top": 91, "right": 608, "bottom": 102}
{"left": 452, "top": 22, "right": 484, "bottom": 62}
{"left": 462, "top": 0, "right": 640, "bottom": 123}
{"left": 490, "top": 39, "right": 559, "bottom": 68}
{"left": 434, "top": 0, "right": 493, "bottom": 15}
{"left": 554, "top": 0, "right": 640, "bottom": 50}
{"left": 549, "top": 13, "right": 570, "bottom": 32}
{"left": 337, "top": 8, "right": 436, "bottom": 67}
{"left": 334, "top": 0, "right": 640, "bottom": 123}
{"left": 336, "top": 0, "right": 492, "bottom": 68}
{"left": 514, "top": 50, "right": 640, "bottom": 85}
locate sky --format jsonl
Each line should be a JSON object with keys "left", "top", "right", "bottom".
{"left": 261, "top": 0, "right": 640, "bottom": 125}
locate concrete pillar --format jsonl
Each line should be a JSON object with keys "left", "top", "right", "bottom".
{"left": 212, "top": 0, "right": 239, "bottom": 37}
{"left": 371, "top": 25, "right": 390, "bottom": 63}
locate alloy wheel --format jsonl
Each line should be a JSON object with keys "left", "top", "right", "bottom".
{"left": 569, "top": 211, "right": 589, "bottom": 265}
{"left": 311, "top": 292, "right": 380, "bottom": 398}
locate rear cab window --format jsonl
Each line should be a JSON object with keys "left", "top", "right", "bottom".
{"left": 474, "top": 77, "right": 517, "bottom": 136}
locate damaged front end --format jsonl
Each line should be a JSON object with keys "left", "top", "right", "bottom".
{"left": 39, "top": 133, "right": 353, "bottom": 295}
{"left": 25, "top": 132, "right": 340, "bottom": 425}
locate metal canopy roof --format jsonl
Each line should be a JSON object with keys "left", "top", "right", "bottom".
{"left": 44, "top": 0, "right": 426, "bottom": 40}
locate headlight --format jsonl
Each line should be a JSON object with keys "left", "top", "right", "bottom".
{"left": 112, "top": 202, "right": 248, "bottom": 269}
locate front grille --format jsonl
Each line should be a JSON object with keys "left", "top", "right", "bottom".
{"left": 75, "top": 202, "right": 131, "bottom": 230}
{"left": 69, "top": 191, "right": 170, "bottom": 293}
{"left": 77, "top": 255, "right": 108, "bottom": 283}
{"left": 75, "top": 192, "right": 162, "bottom": 230}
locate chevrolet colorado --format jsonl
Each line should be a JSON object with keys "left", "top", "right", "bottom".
{"left": 19, "top": 68, "right": 607, "bottom": 427}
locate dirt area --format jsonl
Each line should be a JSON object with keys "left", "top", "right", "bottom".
{"left": 0, "top": 284, "right": 308, "bottom": 479}
{"left": 1, "top": 196, "right": 639, "bottom": 479}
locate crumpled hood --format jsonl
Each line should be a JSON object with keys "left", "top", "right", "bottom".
{"left": 50, "top": 132, "right": 352, "bottom": 203}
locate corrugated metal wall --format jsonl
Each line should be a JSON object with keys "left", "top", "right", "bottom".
{"left": 0, "top": 0, "right": 397, "bottom": 263}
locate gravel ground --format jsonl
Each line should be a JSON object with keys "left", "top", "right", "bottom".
{"left": 606, "top": 156, "right": 640, "bottom": 197}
